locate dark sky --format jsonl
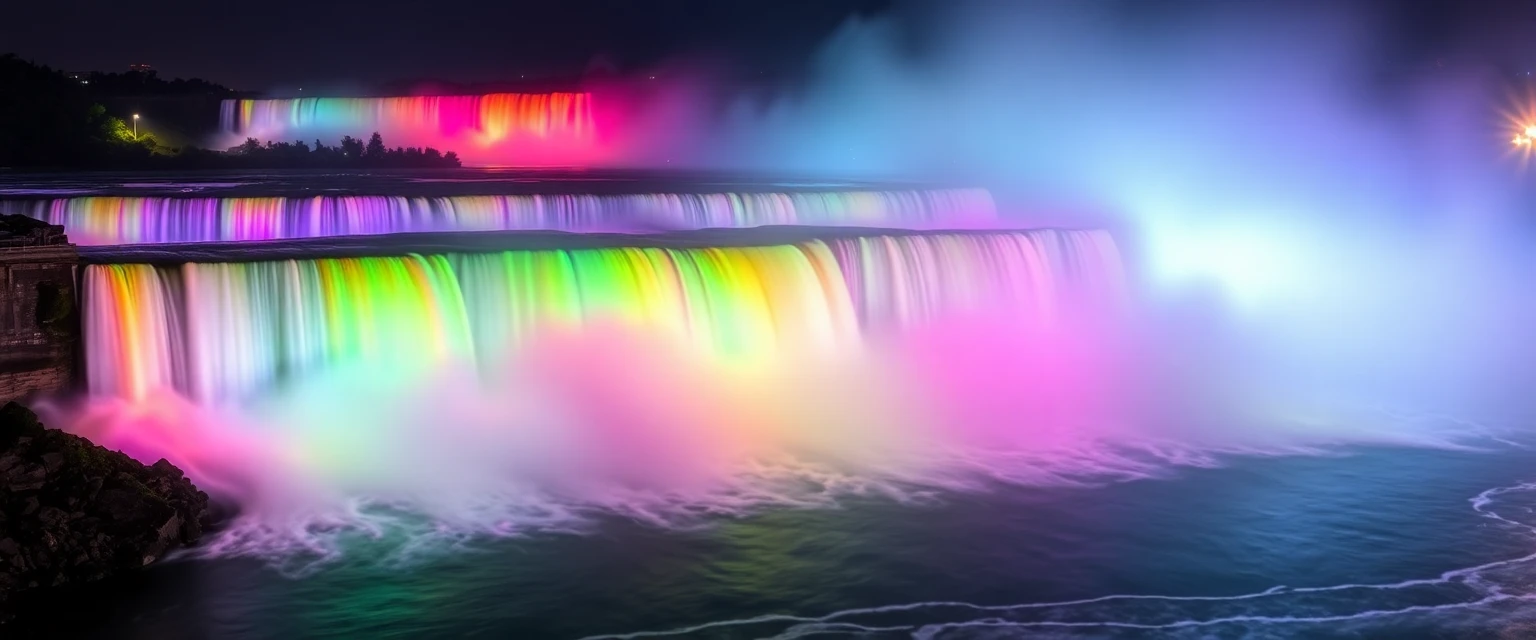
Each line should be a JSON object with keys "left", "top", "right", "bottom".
{"left": 1, "top": 0, "right": 892, "bottom": 90}
{"left": 3, "top": 0, "right": 1535, "bottom": 92}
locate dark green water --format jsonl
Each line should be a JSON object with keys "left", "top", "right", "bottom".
{"left": 12, "top": 445, "right": 1536, "bottom": 639}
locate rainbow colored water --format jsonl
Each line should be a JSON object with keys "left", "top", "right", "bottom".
{"left": 220, "top": 94, "right": 597, "bottom": 166}
{"left": 51, "top": 221, "right": 1161, "bottom": 563}
{"left": 83, "top": 230, "right": 1120, "bottom": 404}
{"left": 0, "top": 190, "right": 997, "bottom": 245}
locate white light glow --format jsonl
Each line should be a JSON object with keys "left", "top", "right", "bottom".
{"left": 1145, "top": 221, "right": 1317, "bottom": 311}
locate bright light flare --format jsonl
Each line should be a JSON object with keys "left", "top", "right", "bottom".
{"left": 1498, "top": 90, "right": 1536, "bottom": 165}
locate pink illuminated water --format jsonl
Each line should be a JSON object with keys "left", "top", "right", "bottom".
{"left": 80, "top": 230, "right": 1119, "bottom": 402}
{"left": 220, "top": 93, "right": 600, "bottom": 166}
{"left": 47, "top": 229, "right": 1148, "bottom": 560}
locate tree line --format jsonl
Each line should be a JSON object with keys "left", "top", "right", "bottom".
{"left": 0, "top": 54, "right": 462, "bottom": 170}
{"left": 79, "top": 69, "right": 240, "bottom": 98}
{"left": 0, "top": 54, "right": 136, "bottom": 168}
{"left": 206, "top": 133, "right": 461, "bottom": 169}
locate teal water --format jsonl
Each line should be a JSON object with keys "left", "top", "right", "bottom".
{"left": 12, "top": 443, "right": 1536, "bottom": 639}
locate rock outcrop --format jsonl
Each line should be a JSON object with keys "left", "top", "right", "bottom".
{"left": 0, "top": 402, "right": 209, "bottom": 616}
{"left": 0, "top": 214, "right": 68, "bottom": 249}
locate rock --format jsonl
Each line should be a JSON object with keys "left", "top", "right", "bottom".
{"left": 0, "top": 214, "right": 68, "bottom": 248}
{"left": 151, "top": 459, "right": 183, "bottom": 480}
{"left": 0, "top": 402, "right": 210, "bottom": 620}
{"left": 8, "top": 466, "right": 46, "bottom": 492}
{"left": 35, "top": 508, "right": 68, "bottom": 528}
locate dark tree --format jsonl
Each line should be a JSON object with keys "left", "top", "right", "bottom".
{"left": 339, "top": 135, "right": 364, "bottom": 158}
{"left": 364, "top": 132, "right": 386, "bottom": 160}
{"left": 0, "top": 54, "right": 463, "bottom": 170}
{"left": 83, "top": 69, "right": 236, "bottom": 98}
{"left": 0, "top": 54, "right": 139, "bottom": 168}
{"left": 206, "top": 133, "right": 460, "bottom": 169}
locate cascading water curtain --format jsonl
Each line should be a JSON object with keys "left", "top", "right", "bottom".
{"left": 219, "top": 93, "right": 596, "bottom": 166}
{"left": 83, "top": 230, "right": 1120, "bottom": 404}
{"left": 6, "top": 189, "right": 997, "bottom": 245}
{"left": 221, "top": 94, "right": 594, "bottom": 141}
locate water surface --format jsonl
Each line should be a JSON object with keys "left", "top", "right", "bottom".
{"left": 14, "top": 444, "right": 1536, "bottom": 639}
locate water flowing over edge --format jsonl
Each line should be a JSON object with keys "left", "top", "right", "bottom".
{"left": 40, "top": 226, "right": 1511, "bottom": 584}
{"left": 220, "top": 93, "right": 598, "bottom": 166}
{"left": 0, "top": 189, "right": 998, "bottom": 245}
{"left": 46, "top": 228, "right": 1166, "bottom": 568}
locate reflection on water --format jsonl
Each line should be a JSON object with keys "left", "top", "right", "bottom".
{"left": 12, "top": 444, "right": 1536, "bottom": 639}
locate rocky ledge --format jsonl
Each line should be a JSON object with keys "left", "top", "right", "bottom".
{"left": 0, "top": 214, "right": 68, "bottom": 249}
{"left": 0, "top": 402, "right": 209, "bottom": 617}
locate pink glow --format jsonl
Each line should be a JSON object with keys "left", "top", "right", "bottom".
{"left": 221, "top": 93, "right": 607, "bottom": 166}
{"left": 41, "top": 229, "right": 1156, "bottom": 558}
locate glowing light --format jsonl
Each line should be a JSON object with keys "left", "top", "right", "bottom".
{"left": 220, "top": 93, "right": 597, "bottom": 166}
{"left": 1144, "top": 222, "right": 1316, "bottom": 310}
{"left": 1499, "top": 93, "right": 1536, "bottom": 164}
{"left": 2, "top": 190, "right": 999, "bottom": 245}
{"left": 81, "top": 230, "right": 1119, "bottom": 403}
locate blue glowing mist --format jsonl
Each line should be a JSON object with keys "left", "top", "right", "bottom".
{"left": 651, "top": 0, "right": 1536, "bottom": 417}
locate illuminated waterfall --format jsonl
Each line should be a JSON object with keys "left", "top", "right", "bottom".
{"left": 2, "top": 190, "right": 998, "bottom": 246}
{"left": 83, "top": 230, "right": 1120, "bottom": 404}
{"left": 219, "top": 93, "right": 596, "bottom": 166}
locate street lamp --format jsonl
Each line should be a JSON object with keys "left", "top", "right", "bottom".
{"left": 132, "top": 114, "right": 140, "bottom": 139}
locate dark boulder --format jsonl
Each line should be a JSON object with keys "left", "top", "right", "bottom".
{"left": 0, "top": 214, "right": 68, "bottom": 248}
{"left": 0, "top": 402, "right": 209, "bottom": 619}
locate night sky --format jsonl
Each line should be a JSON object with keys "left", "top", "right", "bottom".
{"left": 2, "top": 0, "right": 890, "bottom": 91}
{"left": 4, "top": 0, "right": 1536, "bottom": 92}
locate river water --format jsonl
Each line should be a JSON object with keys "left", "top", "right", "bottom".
{"left": 6, "top": 171, "right": 1532, "bottom": 639}
{"left": 11, "top": 439, "right": 1536, "bottom": 639}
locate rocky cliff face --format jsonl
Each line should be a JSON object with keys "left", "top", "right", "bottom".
{"left": 0, "top": 215, "right": 77, "bottom": 405}
{"left": 0, "top": 402, "right": 210, "bottom": 618}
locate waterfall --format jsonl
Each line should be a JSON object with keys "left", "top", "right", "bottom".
{"left": 2, "top": 190, "right": 998, "bottom": 245}
{"left": 82, "top": 230, "right": 1120, "bottom": 404}
{"left": 218, "top": 93, "right": 596, "bottom": 166}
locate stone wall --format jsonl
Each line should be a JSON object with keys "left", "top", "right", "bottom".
{"left": 0, "top": 215, "right": 78, "bottom": 404}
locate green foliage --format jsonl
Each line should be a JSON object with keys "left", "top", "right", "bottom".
{"left": 0, "top": 54, "right": 463, "bottom": 169}
{"left": 0, "top": 54, "right": 179, "bottom": 168}
{"left": 102, "top": 116, "right": 135, "bottom": 143}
